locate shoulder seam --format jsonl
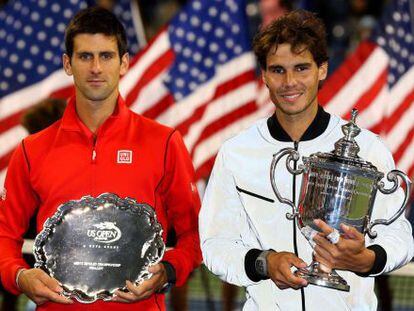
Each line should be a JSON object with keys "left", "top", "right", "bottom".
{"left": 154, "top": 129, "right": 176, "bottom": 196}
{"left": 21, "top": 140, "right": 31, "bottom": 172}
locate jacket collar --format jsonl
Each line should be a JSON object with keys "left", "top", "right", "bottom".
{"left": 267, "top": 105, "right": 330, "bottom": 142}
{"left": 61, "top": 96, "right": 129, "bottom": 137}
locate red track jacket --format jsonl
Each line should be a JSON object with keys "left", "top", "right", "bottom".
{"left": 0, "top": 97, "right": 202, "bottom": 310}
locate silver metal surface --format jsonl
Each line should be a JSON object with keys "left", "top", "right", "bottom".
{"left": 34, "top": 193, "right": 165, "bottom": 303}
{"left": 270, "top": 109, "right": 412, "bottom": 291}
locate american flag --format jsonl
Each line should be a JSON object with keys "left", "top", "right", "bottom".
{"left": 319, "top": 0, "right": 414, "bottom": 178}
{"left": 0, "top": 0, "right": 145, "bottom": 186}
{"left": 120, "top": 0, "right": 273, "bottom": 180}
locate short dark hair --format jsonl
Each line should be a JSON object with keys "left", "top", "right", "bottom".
{"left": 65, "top": 6, "right": 127, "bottom": 60}
{"left": 253, "top": 10, "right": 328, "bottom": 69}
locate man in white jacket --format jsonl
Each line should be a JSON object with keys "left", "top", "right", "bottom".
{"left": 199, "top": 10, "right": 413, "bottom": 311}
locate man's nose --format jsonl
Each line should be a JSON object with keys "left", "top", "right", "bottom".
{"left": 91, "top": 58, "right": 102, "bottom": 74}
{"left": 284, "top": 71, "right": 297, "bottom": 86}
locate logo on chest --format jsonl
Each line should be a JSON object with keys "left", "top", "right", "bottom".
{"left": 117, "top": 150, "right": 133, "bottom": 164}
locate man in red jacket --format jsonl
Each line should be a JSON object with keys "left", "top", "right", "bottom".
{"left": 0, "top": 6, "right": 201, "bottom": 310}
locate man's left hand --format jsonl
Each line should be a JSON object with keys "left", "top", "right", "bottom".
{"left": 112, "top": 263, "right": 167, "bottom": 303}
{"left": 312, "top": 219, "right": 375, "bottom": 274}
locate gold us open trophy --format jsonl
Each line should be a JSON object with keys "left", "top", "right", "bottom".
{"left": 270, "top": 109, "right": 411, "bottom": 291}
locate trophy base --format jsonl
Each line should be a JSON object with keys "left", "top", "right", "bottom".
{"left": 295, "top": 263, "right": 350, "bottom": 292}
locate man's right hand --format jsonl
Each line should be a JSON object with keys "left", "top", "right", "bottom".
{"left": 267, "top": 251, "right": 308, "bottom": 290}
{"left": 17, "top": 268, "right": 73, "bottom": 305}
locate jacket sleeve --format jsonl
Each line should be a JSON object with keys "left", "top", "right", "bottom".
{"left": 199, "top": 145, "right": 261, "bottom": 287}
{"left": 363, "top": 135, "right": 414, "bottom": 275}
{"left": 0, "top": 142, "right": 39, "bottom": 294}
{"left": 159, "top": 131, "right": 202, "bottom": 286}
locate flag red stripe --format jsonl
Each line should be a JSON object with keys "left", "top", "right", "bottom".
{"left": 382, "top": 89, "right": 414, "bottom": 134}
{"left": 319, "top": 41, "right": 377, "bottom": 106}
{"left": 194, "top": 156, "right": 216, "bottom": 181}
{"left": 407, "top": 165, "right": 414, "bottom": 183}
{"left": 190, "top": 101, "right": 257, "bottom": 157}
{"left": 341, "top": 69, "right": 388, "bottom": 121}
{"left": 124, "top": 49, "right": 175, "bottom": 106}
{"left": 370, "top": 123, "right": 382, "bottom": 135}
{"left": 141, "top": 93, "right": 174, "bottom": 120}
{"left": 128, "top": 27, "right": 169, "bottom": 68}
{"left": 0, "top": 113, "right": 22, "bottom": 136}
{"left": 393, "top": 126, "right": 414, "bottom": 163}
{"left": 176, "top": 70, "right": 256, "bottom": 136}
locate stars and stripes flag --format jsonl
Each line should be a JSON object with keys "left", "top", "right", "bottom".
{"left": 121, "top": 0, "right": 273, "bottom": 180}
{"left": 319, "top": 0, "right": 414, "bottom": 179}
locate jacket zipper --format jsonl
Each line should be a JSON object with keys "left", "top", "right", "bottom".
{"left": 92, "top": 136, "right": 97, "bottom": 163}
{"left": 91, "top": 136, "right": 97, "bottom": 196}
{"left": 292, "top": 140, "right": 306, "bottom": 311}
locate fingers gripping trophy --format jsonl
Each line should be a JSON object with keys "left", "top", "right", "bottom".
{"left": 270, "top": 109, "right": 412, "bottom": 291}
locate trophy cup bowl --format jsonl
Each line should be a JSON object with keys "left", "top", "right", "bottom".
{"left": 269, "top": 109, "right": 411, "bottom": 291}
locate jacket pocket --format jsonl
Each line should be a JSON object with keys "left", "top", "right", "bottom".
{"left": 236, "top": 185, "right": 274, "bottom": 203}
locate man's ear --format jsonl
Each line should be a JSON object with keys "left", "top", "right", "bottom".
{"left": 318, "top": 61, "right": 328, "bottom": 81}
{"left": 62, "top": 54, "right": 72, "bottom": 76}
{"left": 261, "top": 70, "right": 269, "bottom": 88}
{"left": 120, "top": 53, "right": 129, "bottom": 76}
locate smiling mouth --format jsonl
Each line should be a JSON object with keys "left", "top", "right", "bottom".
{"left": 280, "top": 93, "right": 302, "bottom": 102}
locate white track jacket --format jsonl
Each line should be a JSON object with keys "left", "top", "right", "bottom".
{"left": 199, "top": 113, "right": 413, "bottom": 311}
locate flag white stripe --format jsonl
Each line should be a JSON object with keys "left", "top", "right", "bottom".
{"left": 324, "top": 47, "right": 388, "bottom": 117}
{"left": 397, "top": 136, "right": 414, "bottom": 172}
{"left": 184, "top": 81, "right": 257, "bottom": 150}
{"left": 0, "top": 125, "right": 27, "bottom": 159}
{"left": 192, "top": 103, "right": 274, "bottom": 169}
{"left": 157, "top": 52, "right": 256, "bottom": 127}
{"left": 0, "top": 70, "right": 72, "bottom": 121}
{"left": 130, "top": 0, "right": 147, "bottom": 47}
{"left": 0, "top": 168, "right": 6, "bottom": 189}
{"left": 357, "top": 85, "right": 388, "bottom": 129}
{"left": 119, "top": 31, "right": 170, "bottom": 97}
{"left": 385, "top": 100, "right": 414, "bottom": 152}
{"left": 387, "top": 67, "right": 414, "bottom": 116}
{"left": 129, "top": 70, "right": 169, "bottom": 113}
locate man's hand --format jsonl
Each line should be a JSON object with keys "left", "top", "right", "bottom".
{"left": 267, "top": 251, "right": 308, "bottom": 290}
{"left": 312, "top": 219, "right": 375, "bottom": 273}
{"left": 112, "top": 263, "right": 168, "bottom": 303}
{"left": 18, "top": 268, "right": 73, "bottom": 305}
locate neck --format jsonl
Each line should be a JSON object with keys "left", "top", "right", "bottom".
{"left": 275, "top": 104, "right": 318, "bottom": 141}
{"left": 75, "top": 91, "right": 118, "bottom": 134}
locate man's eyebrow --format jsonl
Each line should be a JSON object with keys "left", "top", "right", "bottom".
{"left": 75, "top": 51, "right": 117, "bottom": 55}
{"left": 267, "top": 64, "right": 284, "bottom": 69}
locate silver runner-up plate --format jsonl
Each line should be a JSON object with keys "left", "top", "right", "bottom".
{"left": 33, "top": 193, "right": 165, "bottom": 303}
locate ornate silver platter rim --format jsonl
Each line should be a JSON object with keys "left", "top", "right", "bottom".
{"left": 33, "top": 192, "right": 165, "bottom": 303}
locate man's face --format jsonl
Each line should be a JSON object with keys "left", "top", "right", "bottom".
{"left": 63, "top": 34, "right": 129, "bottom": 103}
{"left": 262, "top": 43, "right": 327, "bottom": 118}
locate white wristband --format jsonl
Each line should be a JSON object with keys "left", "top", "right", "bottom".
{"left": 16, "top": 268, "right": 27, "bottom": 289}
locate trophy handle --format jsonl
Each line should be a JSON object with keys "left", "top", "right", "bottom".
{"left": 366, "top": 170, "right": 412, "bottom": 238}
{"left": 270, "top": 148, "right": 304, "bottom": 220}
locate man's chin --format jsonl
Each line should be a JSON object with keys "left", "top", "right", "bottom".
{"left": 83, "top": 91, "right": 111, "bottom": 102}
{"left": 275, "top": 101, "right": 317, "bottom": 116}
